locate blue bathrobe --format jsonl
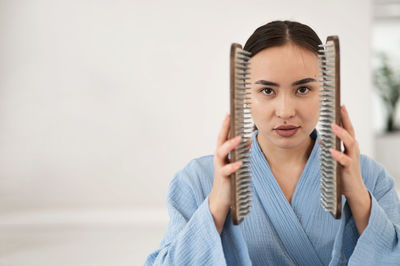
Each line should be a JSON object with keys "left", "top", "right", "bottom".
{"left": 144, "top": 129, "right": 400, "bottom": 265}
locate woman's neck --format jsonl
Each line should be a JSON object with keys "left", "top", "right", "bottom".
{"left": 257, "top": 133, "right": 315, "bottom": 169}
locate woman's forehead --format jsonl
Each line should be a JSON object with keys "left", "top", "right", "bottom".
{"left": 250, "top": 44, "right": 318, "bottom": 66}
{"left": 249, "top": 44, "right": 319, "bottom": 81}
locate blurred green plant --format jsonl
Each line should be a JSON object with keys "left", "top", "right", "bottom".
{"left": 374, "top": 52, "right": 400, "bottom": 132}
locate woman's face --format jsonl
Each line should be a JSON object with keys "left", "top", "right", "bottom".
{"left": 249, "top": 42, "right": 320, "bottom": 149}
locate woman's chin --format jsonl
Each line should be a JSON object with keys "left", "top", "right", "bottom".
{"left": 271, "top": 133, "right": 307, "bottom": 149}
{"left": 274, "top": 141, "right": 300, "bottom": 150}
{"left": 257, "top": 129, "right": 310, "bottom": 150}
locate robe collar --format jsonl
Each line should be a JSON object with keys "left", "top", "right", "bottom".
{"left": 249, "top": 128, "right": 324, "bottom": 265}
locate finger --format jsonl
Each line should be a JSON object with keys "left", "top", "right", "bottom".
{"left": 215, "top": 135, "right": 241, "bottom": 165}
{"left": 331, "top": 123, "right": 358, "bottom": 155}
{"left": 217, "top": 114, "right": 230, "bottom": 147}
{"left": 220, "top": 160, "right": 243, "bottom": 176}
{"left": 340, "top": 105, "right": 355, "bottom": 138}
{"left": 329, "top": 148, "right": 352, "bottom": 167}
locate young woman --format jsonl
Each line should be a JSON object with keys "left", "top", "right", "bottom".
{"left": 144, "top": 20, "right": 400, "bottom": 265}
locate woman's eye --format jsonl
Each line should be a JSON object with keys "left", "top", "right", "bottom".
{"left": 297, "top": 86, "right": 310, "bottom": 95}
{"left": 261, "top": 88, "right": 275, "bottom": 95}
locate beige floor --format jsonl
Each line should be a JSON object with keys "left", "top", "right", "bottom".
{"left": 2, "top": 188, "right": 399, "bottom": 266}
{"left": 0, "top": 211, "right": 168, "bottom": 266}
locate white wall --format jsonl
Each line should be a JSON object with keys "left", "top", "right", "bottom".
{"left": 0, "top": 0, "right": 373, "bottom": 264}
{"left": 0, "top": 0, "right": 373, "bottom": 214}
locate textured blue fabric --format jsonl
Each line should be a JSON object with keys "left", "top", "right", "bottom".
{"left": 144, "top": 129, "right": 400, "bottom": 265}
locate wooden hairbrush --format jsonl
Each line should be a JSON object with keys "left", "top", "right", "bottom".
{"left": 318, "top": 36, "right": 342, "bottom": 219}
{"left": 229, "top": 43, "right": 253, "bottom": 225}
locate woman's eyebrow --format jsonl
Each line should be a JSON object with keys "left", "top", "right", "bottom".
{"left": 292, "top": 78, "right": 316, "bottom": 86}
{"left": 254, "top": 80, "right": 279, "bottom": 86}
{"left": 254, "top": 78, "right": 317, "bottom": 87}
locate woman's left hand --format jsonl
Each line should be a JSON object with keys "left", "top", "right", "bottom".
{"left": 325, "top": 105, "right": 372, "bottom": 235}
{"left": 327, "top": 105, "right": 368, "bottom": 201}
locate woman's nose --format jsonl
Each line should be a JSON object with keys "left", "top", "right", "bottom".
{"left": 275, "top": 95, "right": 295, "bottom": 119}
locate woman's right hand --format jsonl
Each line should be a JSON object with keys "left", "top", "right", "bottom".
{"left": 208, "top": 114, "right": 248, "bottom": 234}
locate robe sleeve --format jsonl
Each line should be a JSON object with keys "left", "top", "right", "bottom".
{"left": 143, "top": 170, "right": 227, "bottom": 266}
{"left": 347, "top": 165, "right": 400, "bottom": 265}
{"left": 330, "top": 159, "right": 400, "bottom": 265}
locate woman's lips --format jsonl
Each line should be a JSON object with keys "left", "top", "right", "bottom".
{"left": 274, "top": 127, "right": 300, "bottom": 137}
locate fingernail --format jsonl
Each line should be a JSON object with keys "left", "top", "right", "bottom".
{"left": 332, "top": 123, "right": 339, "bottom": 131}
{"left": 342, "top": 105, "right": 347, "bottom": 112}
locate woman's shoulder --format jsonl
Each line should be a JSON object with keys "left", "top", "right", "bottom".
{"left": 360, "top": 153, "right": 385, "bottom": 174}
{"left": 168, "top": 154, "right": 215, "bottom": 203}
{"left": 359, "top": 153, "right": 396, "bottom": 195}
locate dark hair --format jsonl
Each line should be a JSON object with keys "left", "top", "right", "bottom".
{"left": 244, "top": 20, "right": 322, "bottom": 131}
